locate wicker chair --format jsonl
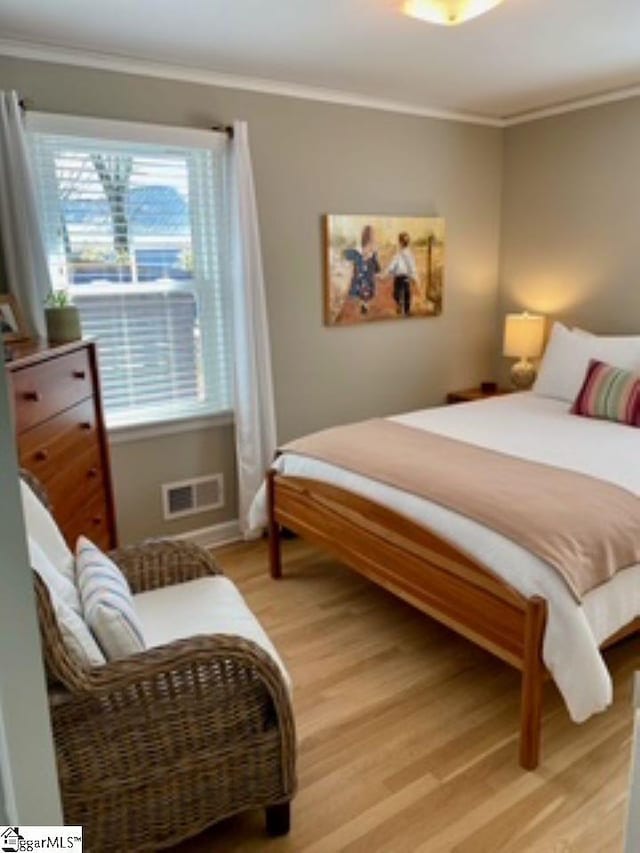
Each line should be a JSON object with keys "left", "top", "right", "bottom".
{"left": 26, "top": 476, "right": 296, "bottom": 852}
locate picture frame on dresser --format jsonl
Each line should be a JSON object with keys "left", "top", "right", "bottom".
{"left": 6, "top": 339, "right": 117, "bottom": 551}
{"left": 0, "top": 293, "right": 29, "bottom": 343}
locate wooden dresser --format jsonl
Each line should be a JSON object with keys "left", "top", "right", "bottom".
{"left": 7, "top": 339, "right": 117, "bottom": 551}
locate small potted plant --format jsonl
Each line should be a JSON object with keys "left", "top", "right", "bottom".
{"left": 44, "top": 289, "right": 82, "bottom": 344}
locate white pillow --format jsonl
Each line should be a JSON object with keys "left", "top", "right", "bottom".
{"left": 27, "top": 536, "right": 81, "bottom": 614}
{"left": 20, "top": 480, "right": 75, "bottom": 583}
{"left": 76, "top": 536, "right": 146, "bottom": 661}
{"left": 29, "top": 538, "right": 105, "bottom": 669}
{"left": 573, "top": 326, "right": 640, "bottom": 340}
{"left": 533, "top": 323, "right": 640, "bottom": 402}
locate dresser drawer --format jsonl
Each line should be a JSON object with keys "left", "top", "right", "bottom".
{"left": 43, "top": 446, "right": 105, "bottom": 523}
{"left": 19, "top": 398, "right": 100, "bottom": 477}
{"left": 11, "top": 348, "right": 92, "bottom": 433}
{"left": 9, "top": 341, "right": 117, "bottom": 550}
{"left": 64, "top": 493, "right": 112, "bottom": 552}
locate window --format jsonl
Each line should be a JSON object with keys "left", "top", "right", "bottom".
{"left": 28, "top": 116, "right": 232, "bottom": 429}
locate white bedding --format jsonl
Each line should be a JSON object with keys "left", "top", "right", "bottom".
{"left": 249, "top": 393, "right": 640, "bottom": 722}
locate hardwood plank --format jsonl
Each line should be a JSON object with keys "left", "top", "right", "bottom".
{"left": 172, "top": 539, "right": 636, "bottom": 853}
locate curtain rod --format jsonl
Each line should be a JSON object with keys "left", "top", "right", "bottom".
{"left": 18, "top": 96, "right": 233, "bottom": 139}
{"left": 211, "top": 123, "right": 234, "bottom": 139}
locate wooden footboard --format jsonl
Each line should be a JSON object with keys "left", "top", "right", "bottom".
{"left": 267, "top": 470, "right": 547, "bottom": 770}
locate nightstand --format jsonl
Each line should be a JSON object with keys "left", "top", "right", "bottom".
{"left": 446, "top": 386, "right": 512, "bottom": 405}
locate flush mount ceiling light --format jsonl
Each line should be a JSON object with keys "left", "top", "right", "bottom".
{"left": 403, "top": 0, "right": 506, "bottom": 26}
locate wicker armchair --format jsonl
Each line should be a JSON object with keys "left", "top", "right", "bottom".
{"left": 27, "top": 477, "right": 296, "bottom": 852}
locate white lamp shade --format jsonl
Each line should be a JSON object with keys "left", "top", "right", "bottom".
{"left": 503, "top": 313, "right": 545, "bottom": 359}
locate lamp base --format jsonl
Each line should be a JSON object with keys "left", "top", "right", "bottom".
{"left": 510, "top": 359, "right": 536, "bottom": 390}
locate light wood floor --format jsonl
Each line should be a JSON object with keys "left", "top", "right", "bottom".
{"left": 174, "top": 538, "right": 638, "bottom": 853}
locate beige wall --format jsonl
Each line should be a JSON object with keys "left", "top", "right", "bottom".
{"left": 0, "top": 56, "right": 503, "bottom": 542}
{"left": 108, "top": 423, "right": 237, "bottom": 544}
{"left": 500, "top": 98, "right": 640, "bottom": 334}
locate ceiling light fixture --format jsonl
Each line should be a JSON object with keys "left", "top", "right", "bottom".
{"left": 403, "top": 0, "right": 506, "bottom": 26}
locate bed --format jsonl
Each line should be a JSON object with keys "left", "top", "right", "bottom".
{"left": 252, "top": 387, "right": 640, "bottom": 770}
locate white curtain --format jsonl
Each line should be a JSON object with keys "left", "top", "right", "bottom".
{"left": 229, "top": 120, "right": 277, "bottom": 538}
{"left": 0, "top": 92, "right": 51, "bottom": 338}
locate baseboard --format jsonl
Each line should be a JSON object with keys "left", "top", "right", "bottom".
{"left": 172, "top": 519, "right": 242, "bottom": 549}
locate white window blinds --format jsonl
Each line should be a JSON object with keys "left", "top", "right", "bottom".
{"left": 28, "top": 118, "right": 232, "bottom": 428}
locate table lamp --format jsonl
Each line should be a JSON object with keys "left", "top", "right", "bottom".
{"left": 503, "top": 312, "right": 545, "bottom": 389}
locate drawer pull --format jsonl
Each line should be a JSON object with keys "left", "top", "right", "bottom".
{"left": 92, "top": 516, "right": 102, "bottom": 526}
{"left": 87, "top": 467, "right": 99, "bottom": 479}
{"left": 23, "top": 391, "right": 41, "bottom": 402}
{"left": 80, "top": 422, "right": 93, "bottom": 431}
{"left": 73, "top": 370, "right": 86, "bottom": 380}
{"left": 35, "top": 449, "right": 49, "bottom": 462}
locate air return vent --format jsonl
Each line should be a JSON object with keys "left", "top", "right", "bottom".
{"left": 162, "top": 474, "right": 224, "bottom": 520}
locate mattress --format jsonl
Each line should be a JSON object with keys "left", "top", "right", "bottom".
{"left": 250, "top": 392, "right": 640, "bottom": 722}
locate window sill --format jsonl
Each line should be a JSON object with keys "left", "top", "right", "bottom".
{"left": 107, "top": 410, "right": 234, "bottom": 445}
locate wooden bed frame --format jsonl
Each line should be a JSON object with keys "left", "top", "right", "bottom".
{"left": 266, "top": 469, "right": 640, "bottom": 770}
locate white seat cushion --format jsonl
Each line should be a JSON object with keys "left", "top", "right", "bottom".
{"left": 133, "top": 576, "right": 291, "bottom": 690}
{"left": 27, "top": 535, "right": 82, "bottom": 615}
{"left": 21, "top": 480, "right": 75, "bottom": 584}
{"left": 29, "top": 538, "right": 105, "bottom": 669}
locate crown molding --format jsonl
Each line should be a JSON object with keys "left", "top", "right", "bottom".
{"left": 503, "top": 84, "right": 640, "bottom": 126}
{"left": 0, "top": 37, "right": 503, "bottom": 127}
{"left": 3, "top": 37, "right": 640, "bottom": 129}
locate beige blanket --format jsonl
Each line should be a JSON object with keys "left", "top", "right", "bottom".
{"left": 283, "top": 418, "right": 640, "bottom": 601}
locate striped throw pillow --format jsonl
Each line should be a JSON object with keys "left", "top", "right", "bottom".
{"left": 572, "top": 359, "right": 640, "bottom": 427}
{"left": 76, "top": 536, "right": 146, "bottom": 660}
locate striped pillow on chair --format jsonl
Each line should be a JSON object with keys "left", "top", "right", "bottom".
{"left": 76, "top": 536, "right": 146, "bottom": 660}
{"left": 572, "top": 359, "right": 640, "bottom": 427}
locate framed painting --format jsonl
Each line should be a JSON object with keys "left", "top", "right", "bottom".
{"left": 324, "top": 214, "right": 444, "bottom": 326}
{"left": 0, "top": 294, "right": 28, "bottom": 342}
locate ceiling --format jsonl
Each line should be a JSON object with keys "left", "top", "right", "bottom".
{"left": 1, "top": 0, "right": 640, "bottom": 122}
